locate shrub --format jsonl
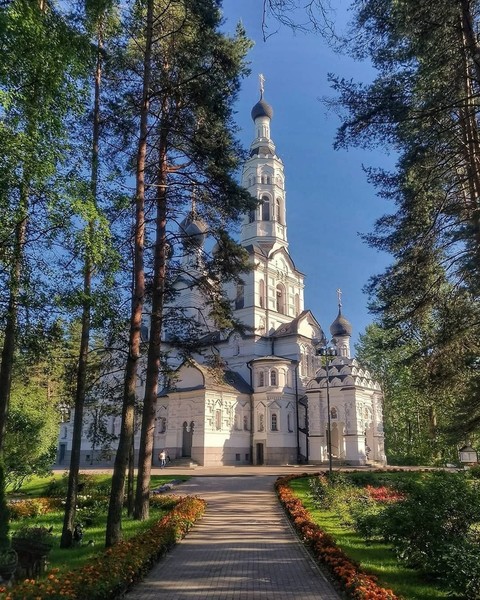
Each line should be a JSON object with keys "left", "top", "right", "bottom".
{"left": 439, "top": 532, "right": 480, "bottom": 599}
{"left": 0, "top": 496, "right": 206, "bottom": 600}
{"left": 381, "top": 471, "right": 480, "bottom": 574}
{"left": 349, "top": 496, "right": 385, "bottom": 542}
{"left": 8, "top": 497, "right": 61, "bottom": 520}
{"left": 44, "top": 474, "right": 103, "bottom": 498}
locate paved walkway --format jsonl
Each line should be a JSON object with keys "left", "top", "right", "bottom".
{"left": 125, "top": 472, "right": 341, "bottom": 600}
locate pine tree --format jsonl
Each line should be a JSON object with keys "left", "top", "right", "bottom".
{"left": 105, "top": 0, "right": 254, "bottom": 543}
{"left": 332, "top": 0, "right": 480, "bottom": 441}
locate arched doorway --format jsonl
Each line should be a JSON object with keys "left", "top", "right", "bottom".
{"left": 182, "top": 421, "right": 194, "bottom": 457}
{"left": 256, "top": 442, "right": 264, "bottom": 465}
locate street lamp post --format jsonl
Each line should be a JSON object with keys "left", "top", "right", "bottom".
{"left": 317, "top": 344, "right": 337, "bottom": 476}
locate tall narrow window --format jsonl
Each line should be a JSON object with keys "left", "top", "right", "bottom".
{"left": 271, "top": 413, "right": 278, "bottom": 431}
{"left": 249, "top": 207, "right": 256, "bottom": 223}
{"left": 276, "top": 198, "right": 281, "bottom": 223}
{"left": 270, "top": 369, "right": 277, "bottom": 386}
{"left": 287, "top": 413, "right": 293, "bottom": 432}
{"left": 259, "top": 279, "right": 265, "bottom": 308}
{"left": 258, "top": 371, "right": 265, "bottom": 387}
{"left": 259, "top": 413, "right": 265, "bottom": 432}
{"left": 215, "top": 410, "right": 221, "bottom": 431}
{"left": 261, "top": 196, "right": 270, "bottom": 221}
{"left": 243, "top": 415, "right": 249, "bottom": 431}
{"left": 294, "top": 293, "right": 300, "bottom": 316}
{"left": 235, "top": 284, "right": 244, "bottom": 309}
{"left": 276, "top": 284, "right": 286, "bottom": 314}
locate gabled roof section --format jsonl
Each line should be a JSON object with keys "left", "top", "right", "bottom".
{"left": 272, "top": 310, "right": 323, "bottom": 339}
{"left": 243, "top": 243, "right": 304, "bottom": 275}
{"left": 268, "top": 246, "right": 303, "bottom": 274}
{"left": 159, "top": 359, "right": 252, "bottom": 396}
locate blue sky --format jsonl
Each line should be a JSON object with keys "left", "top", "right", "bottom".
{"left": 221, "top": 0, "right": 395, "bottom": 349}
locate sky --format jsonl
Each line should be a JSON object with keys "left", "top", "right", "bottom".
{"left": 221, "top": 0, "right": 395, "bottom": 349}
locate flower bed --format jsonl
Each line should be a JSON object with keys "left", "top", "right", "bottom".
{"left": 0, "top": 495, "right": 206, "bottom": 600}
{"left": 275, "top": 475, "right": 399, "bottom": 600}
{"left": 8, "top": 498, "right": 62, "bottom": 520}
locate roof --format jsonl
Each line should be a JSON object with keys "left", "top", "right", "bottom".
{"left": 251, "top": 98, "right": 273, "bottom": 121}
{"left": 271, "top": 310, "right": 323, "bottom": 338}
{"left": 159, "top": 360, "right": 252, "bottom": 396}
{"left": 306, "top": 358, "right": 382, "bottom": 392}
{"left": 330, "top": 308, "right": 353, "bottom": 337}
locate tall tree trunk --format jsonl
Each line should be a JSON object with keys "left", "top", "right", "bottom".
{"left": 0, "top": 206, "right": 27, "bottom": 453}
{"left": 134, "top": 121, "right": 168, "bottom": 521}
{"left": 458, "top": 0, "right": 480, "bottom": 263}
{"left": 60, "top": 16, "right": 103, "bottom": 548}
{"left": 105, "top": 0, "right": 153, "bottom": 546}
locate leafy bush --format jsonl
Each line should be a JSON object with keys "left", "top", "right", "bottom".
{"left": 8, "top": 497, "right": 61, "bottom": 520}
{"left": 44, "top": 473, "right": 108, "bottom": 498}
{"left": 349, "top": 496, "right": 385, "bottom": 542}
{"left": 439, "top": 533, "right": 480, "bottom": 599}
{"left": 381, "top": 471, "right": 480, "bottom": 574}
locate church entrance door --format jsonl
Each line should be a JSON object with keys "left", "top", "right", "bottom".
{"left": 256, "top": 442, "right": 264, "bottom": 465}
{"left": 182, "top": 421, "right": 194, "bottom": 457}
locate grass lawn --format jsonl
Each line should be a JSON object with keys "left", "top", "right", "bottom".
{"left": 289, "top": 477, "right": 452, "bottom": 600}
{"left": 7, "top": 472, "right": 190, "bottom": 575}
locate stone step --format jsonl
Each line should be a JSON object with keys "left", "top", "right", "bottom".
{"left": 167, "top": 457, "right": 199, "bottom": 469}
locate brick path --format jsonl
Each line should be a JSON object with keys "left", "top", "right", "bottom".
{"left": 125, "top": 474, "right": 341, "bottom": 600}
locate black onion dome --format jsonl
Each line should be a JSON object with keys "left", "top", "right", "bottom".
{"left": 251, "top": 97, "right": 273, "bottom": 121}
{"left": 179, "top": 214, "right": 207, "bottom": 247}
{"left": 330, "top": 309, "right": 353, "bottom": 337}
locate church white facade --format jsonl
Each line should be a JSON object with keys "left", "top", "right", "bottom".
{"left": 57, "top": 88, "right": 386, "bottom": 468}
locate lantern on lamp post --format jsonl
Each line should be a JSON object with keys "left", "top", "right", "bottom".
{"left": 459, "top": 444, "right": 478, "bottom": 468}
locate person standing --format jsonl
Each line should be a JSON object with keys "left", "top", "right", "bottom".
{"left": 159, "top": 449, "right": 166, "bottom": 468}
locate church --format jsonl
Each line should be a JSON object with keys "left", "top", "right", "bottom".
{"left": 57, "top": 85, "right": 386, "bottom": 468}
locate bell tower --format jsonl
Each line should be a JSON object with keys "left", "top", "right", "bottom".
{"left": 241, "top": 75, "right": 288, "bottom": 252}
{"left": 231, "top": 76, "right": 305, "bottom": 335}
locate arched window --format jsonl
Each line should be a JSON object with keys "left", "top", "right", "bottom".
{"left": 276, "top": 283, "right": 286, "bottom": 314}
{"left": 261, "top": 175, "right": 266, "bottom": 184}
{"left": 267, "top": 176, "right": 271, "bottom": 184}
{"left": 261, "top": 195, "right": 270, "bottom": 221}
{"left": 294, "top": 293, "right": 300, "bottom": 316}
{"left": 270, "top": 369, "right": 277, "bottom": 386}
{"left": 276, "top": 198, "right": 282, "bottom": 223}
{"left": 258, "top": 413, "right": 265, "bottom": 432}
{"left": 159, "top": 417, "right": 167, "bottom": 433}
{"left": 287, "top": 413, "right": 293, "bottom": 432}
{"left": 259, "top": 317, "right": 266, "bottom": 334}
{"left": 331, "top": 407, "right": 338, "bottom": 420}
{"left": 243, "top": 415, "right": 249, "bottom": 431}
{"left": 235, "top": 284, "right": 244, "bottom": 309}
{"left": 249, "top": 207, "right": 256, "bottom": 223}
{"left": 271, "top": 413, "right": 278, "bottom": 431}
{"left": 259, "top": 279, "right": 265, "bottom": 308}
{"left": 301, "top": 347, "right": 307, "bottom": 376}
{"left": 215, "top": 410, "right": 222, "bottom": 430}
{"left": 258, "top": 371, "right": 265, "bottom": 387}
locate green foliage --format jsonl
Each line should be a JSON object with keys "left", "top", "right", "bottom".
{"left": 0, "top": 461, "right": 10, "bottom": 550}
{"left": 292, "top": 475, "right": 449, "bottom": 600}
{"left": 356, "top": 323, "right": 465, "bottom": 465}
{"left": 5, "top": 382, "right": 58, "bottom": 492}
{"left": 45, "top": 473, "right": 111, "bottom": 499}
{"left": 381, "top": 472, "right": 480, "bottom": 575}
{"left": 335, "top": 0, "right": 480, "bottom": 443}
